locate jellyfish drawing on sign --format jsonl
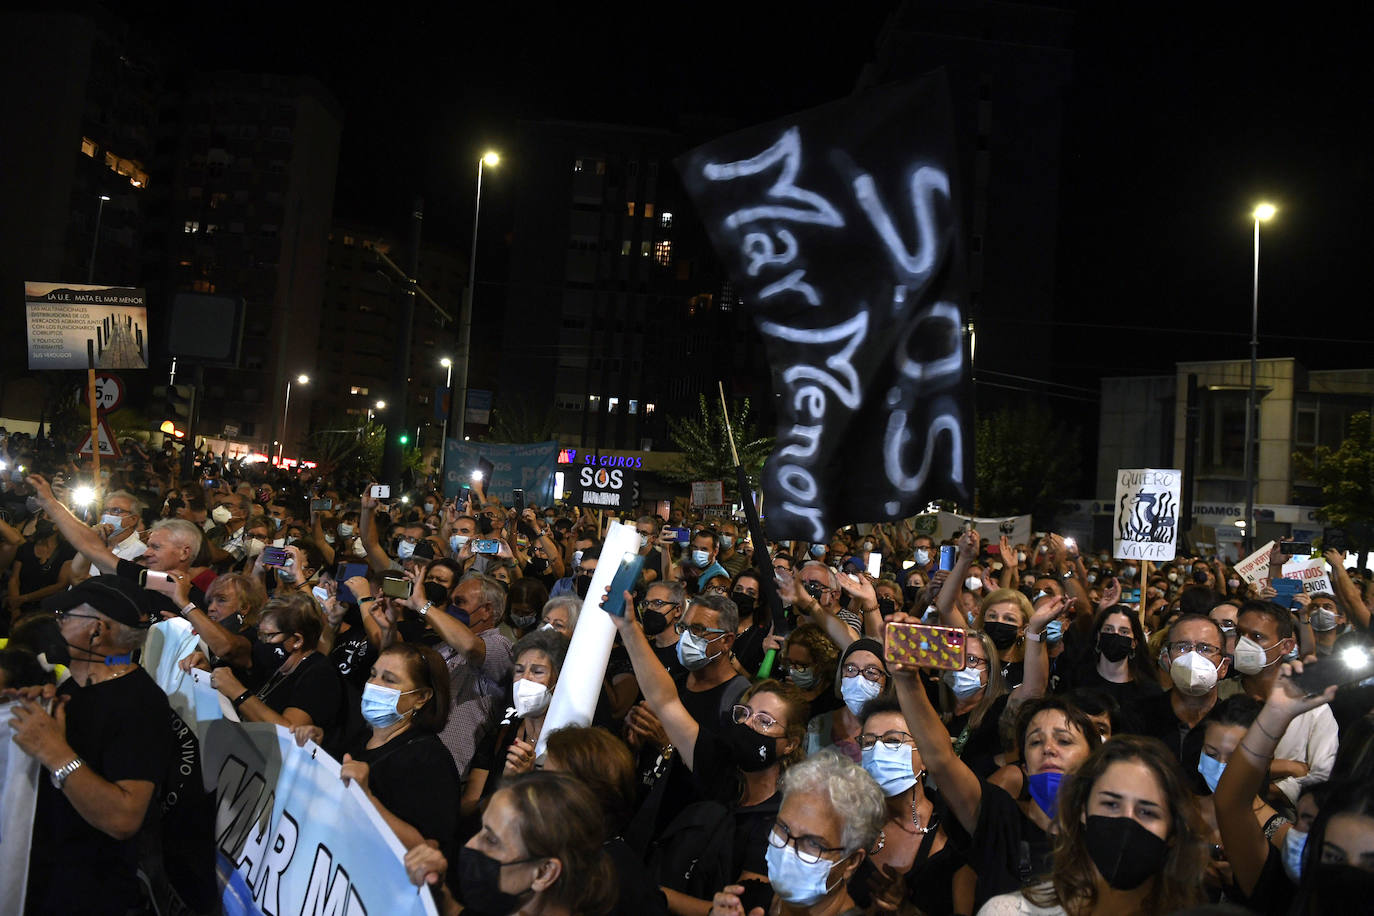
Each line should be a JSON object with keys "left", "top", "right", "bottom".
{"left": 1119, "top": 489, "right": 1178, "bottom": 544}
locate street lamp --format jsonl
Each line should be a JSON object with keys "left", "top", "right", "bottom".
{"left": 1243, "top": 202, "right": 1276, "bottom": 552}
{"left": 87, "top": 195, "right": 111, "bottom": 283}
{"left": 277, "top": 373, "right": 310, "bottom": 466}
{"left": 453, "top": 150, "right": 501, "bottom": 445}
{"left": 438, "top": 357, "right": 454, "bottom": 480}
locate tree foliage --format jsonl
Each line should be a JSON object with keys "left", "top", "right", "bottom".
{"left": 487, "top": 403, "right": 557, "bottom": 444}
{"left": 662, "top": 394, "right": 773, "bottom": 501}
{"left": 975, "top": 405, "right": 1081, "bottom": 523}
{"left": 1292, "top": 411, "right": 1374, "bottom": 530}
{"left": 307, "top": 418, "right": 426, "bottom": 478}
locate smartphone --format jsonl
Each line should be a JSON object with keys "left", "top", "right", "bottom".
{"left": 380, "top": 573, "right": 411, "bottom": 599}
{"left": 884, "top": 622, "right": 967, "bottom": 671}
{"left": 665, "top": 526, "right": 690, "bottom": 544}
{"left": 939, "top": 545, "right": 956, "bottom": 572}
{"left": 601, "top": 552, "right": 647, "bottom": 617}
{"left": 260, "top": 546, "right": 289, "bottom": 567}
{"left": 867, "top": 552, "right": 883, "bottom": 578}
{"left": 138, "top": 569, "right": 173, "bottom": 588}
{"left": 513, "top": 488, "right": 525, "bottom": 512}
{"left": 311, "top": 498, "right": 333, "bottom": 511}
{"left": 1293, "top": 647, "right": 1374, "bottom": 695}
{"left": 369, "top": 484, "right": 390, "bottom": 500}
{"left": 472, "top": 538, "right": 501, "bottom": 555}
{"left": 1281, "top": 541, "right": 1313, "bottom": 556}
{"left": 311, "top": 585, "right": 330, "bottom": 603}
{"left": 335, "top": 562, "right": 368, "bottom": 604}
{"left": 1273, "top": 578, "right": 1303, "bottom": 608}
{"left": 476, "top": 456, "right": 495, "bottom": 483}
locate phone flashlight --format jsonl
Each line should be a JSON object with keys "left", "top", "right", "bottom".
{"left": 472, "top": 470, "right": 484, "bottom": 482}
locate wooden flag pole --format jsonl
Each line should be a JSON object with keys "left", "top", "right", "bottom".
{"left": 718, "top": 381, "right": 740, "bottom": 467}
{"left": 1139, "top": 559, "right": 1152, "bottom": 618}
{"left": 86, "top": 340, "right": 101, "bottom": 495}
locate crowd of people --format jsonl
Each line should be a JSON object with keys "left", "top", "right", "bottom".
{"left": 2, "top": 441, "right": 1373, "bottom": 915}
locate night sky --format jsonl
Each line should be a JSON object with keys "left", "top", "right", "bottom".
{"left": 115, "top": 1, "right": 1371, "bottom": 382}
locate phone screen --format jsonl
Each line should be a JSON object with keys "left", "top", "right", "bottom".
{"left": 260, "top": 546, "right": 289, "bottom": 567}
{"left": 602, "top": 552, "right": 646, "bottom": 617}
{"left": 381, "top": 574, "right": 410, "bottom": 599}
{"left": 369, "top": 485, "right": 390, "bottom": 499}
{"left": 867, "top": 553, "right": 882, "bottom": 578}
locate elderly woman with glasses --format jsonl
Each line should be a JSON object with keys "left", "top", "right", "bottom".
{"left": 605, "top": 588, "right": 808, "bottom": 915}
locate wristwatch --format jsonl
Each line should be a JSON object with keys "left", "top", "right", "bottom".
{"left": 1025, "top": 629, "right": 1045, "bottom": 642}
{"left": 180, "top": 602, "right": 198, "bottom": 618}
{"left": 418, "top": 601, "right": 434, "bottom": 617}
{"left": 357, "top": 596, "right": 375, "bottom": 604}
{"left": 51, "top": 756, "right": 85, "bottom": 789}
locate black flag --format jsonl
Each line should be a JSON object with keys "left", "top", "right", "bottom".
{"left": 677, "top": 70, "right": 973, "bottom": 541}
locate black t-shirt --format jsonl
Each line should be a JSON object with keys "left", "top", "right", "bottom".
{"left": 690, "top": 728, "right": 779, "bottom": 912}
{"left": 1125, "top": 690, "right": 1207, "bottom": 780}
{"left": 330, "top": 625, "right": 377, "bottom": 691}
{"left": 115, "top": 557, "right": 207, "bottom": 620}
{"left": 14, "top": 539, "right": 76, "bottom": 605}
{"left": 28, "top": 667, "right": 175, "bottom": 914}
{"left": 849, "top": 789, "right": 965, "bottom": 916}
{"left": 352, "top": 728, "right": 460, "bottom": 853}
{"left": 651, "top": 638, "right": 687, "bottom": 681}
{"left": 607, "top": 836, "right": 670, "bottom": 916}
{"left": 678, "top": 673, "right": 749, "bottom": 735}
{"left": 946, "top": 692, "right": 1010, "bottom": 782}
{"left": 255, "top": 651, "right": 344, "bottom": 738}
{"left": 967, "top": 780, "right": 1052, "bottom": 910}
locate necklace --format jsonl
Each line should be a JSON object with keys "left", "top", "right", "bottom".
{"left": 894, "top": 795, "right": 936, "bottom": 835}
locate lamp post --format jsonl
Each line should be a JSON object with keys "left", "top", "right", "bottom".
{"left": 368, "top": 399, "right": 386, "bottom": 424}
{"left": 1243, "top": 202, "right": 1276, "bottom": 552}
{"left": 277, "top": 374, "right": 309, "bottom": 466}
{"left": 87, "top": 195, "right": 111, "bottom": 283}
{"left": 453, "top": 150, "right": 500, "bottom": 445}
{"left": 439, "top": 357, "right": 453, "bottom": 480}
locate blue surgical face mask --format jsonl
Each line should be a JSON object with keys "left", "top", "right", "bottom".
{"left": 337, "top": 523, "right": 355, "bottom": 538}
{"left": 1197, "top": 752, "right": 1226, "bottom": 794}
{"left": 914, "top": 549, "right": 930, "bottom": 566}
{"left": 861, "top": 742, "right": 919, "bottom": 796}
{"left": 397, "top": 539, "right": 416, "bottom": 560}
{"left": 450, "top": 534, "right": 469, "bottom": 554}
{"left": 1282, "top": 826, "right": 1307, "bottom": 883}
{"left": 765, "top": 840, "right": 842, "bottom": 906}
{"left": 676, "top": 630, "right": 717, "bottom": 670}
{"left": 360, "top": 682, "right": 419, "bottom": 729}
{"left": 943, "top": 666, "right": 983, "bottom": 700}
{"left": 1027, "top": 771, "right": 1065, "bottom": 819}
{"left": 719, "top": 535, "right": 734, "bottom": 549}
{"left": 100, "top": 513, "right": 125, "bottom": 531}
{"left": 1044, "top": 619, "right": 1064, "bottom": 643}
{"left": 840, "top": 673, "right": 883, "bottom": 717}
{"left": 809, "top": 544, "right": 826, "bottom": 559}
{"left": 690, "top": 548, "right": 711, "bottom": 568}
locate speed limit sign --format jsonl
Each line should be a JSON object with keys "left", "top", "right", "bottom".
{"left": 85, "top": 374, "right": 125, "bottom": 411}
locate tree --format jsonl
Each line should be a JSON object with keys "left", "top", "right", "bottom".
{"left": 974, "top": 404, "right": 1081, "bottom": 523}
{"left": 487, "top": 402, "right": 557, "bottom": 444}
{"left": 662, "top": 394, "right": 773, "bottom": 501}
{"left": 1292, "top": 411, "right": 1374, "bottom": 532}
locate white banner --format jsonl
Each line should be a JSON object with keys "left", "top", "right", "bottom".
{"left": 935, "top": 511, "right": 1032, "bottom": 548}
{"left": 144, "top": 620, "right": 436, "bottom": 916}
{"left": 1113, "top": 468, "right": 1182, "bottom": 561}
{"left": 1281, "top": 557, "right": 1334, "bottom": 597}
{"left": 1235, "top": 540, "right": 1276, "bottom": 587}
{"left": 0, "top": 702, "right": 40, "bottom": 916}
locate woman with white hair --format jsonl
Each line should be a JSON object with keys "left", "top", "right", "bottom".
{"left": 709, "top": 750, "right": 886, "bottom": 916}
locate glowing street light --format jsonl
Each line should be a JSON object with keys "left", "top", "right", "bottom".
{"left": 454, "top": 149, "right": 502, "bottom": 444}
{"left": 277, "top": 374, "right": 310, "bottom": 466}
{"left": 1242, "top": 202, "right": 1277, "bottom": 552}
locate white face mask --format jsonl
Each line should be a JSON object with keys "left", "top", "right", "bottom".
{"left": 212, "top": 505, "right": 233, "bottom": 525}
{"left": 337, "top": 523, "right": 355, "bottom": 538}
{"left": 1169, "top": 650, "right": 1219, "bottom": 696}
{"left": 914, "top": 549, "right": 930, "bottom": 566}
{"left": 324, "top": 533, "right": 335, "bottom": 545}
{"left": 1232, "top": 635, "right": 1279, "bottom": 676}
{"left": 512, "top": 678, "right": 551, "bottom": 718}
{"left": 1017, "top": 552, "right": 1027, "bottom": 563}
{"left": 964, "top": 576, "right": 982, "bottom": 591}
{"left": 352, "top": 540, "right": 368, "bottom": 557}
{"left": 272, "top": 537, "right": 287, "bottom": 548}
{"left": 247, "top": 538, "right": 265, "bottom": 558}
{"left": 840, "top": 673, "right": 883, "bottom": 717}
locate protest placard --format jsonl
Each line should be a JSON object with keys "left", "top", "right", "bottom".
{"left": 1113, "top": 468, "right": 1182, "bottom": 561}
{"left": 1235, "top": 540, "right": 1277, "bottom": 586}
{"left": 691, "top": 481, "right": 725, "bottom": 507}
{"left": 0, "top": 703, "right": 40, "bottom": 916}
{"left": 1281, "top": 557, "right": 1333, "bottom": 597}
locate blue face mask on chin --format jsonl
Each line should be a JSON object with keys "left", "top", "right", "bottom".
{"left": 1197, "top": 752, "right": 1226, "bottom": 794}
{"left": 1027, "top": 771, "right": 1065, "bottom": 819}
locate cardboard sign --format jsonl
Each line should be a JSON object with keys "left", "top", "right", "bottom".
{"left": 572, "top": 465, "right": 636, "bottom": 509}
{"left": 677, "top": 71, "right": 973, "bottom": 540}
{"left": 24, "top": 282, "right": 149, "bottom": 370}
{"left": 1113, "top": 468, "right": 1182, "bottom": 561}
{"left": 1281, "top": 557, "right": 1334, "bottom": 597}
{"left": 691, "top": 481, "right": 725, "bottom": 507}
{"left": 1235, "top": 540, "right": 1277, "bottom": 586}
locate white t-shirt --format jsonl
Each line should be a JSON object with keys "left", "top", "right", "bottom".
{"left": 977, "top": 886, "right": 1067, "bottom": 916}
{"left": 1273, "top": 704, "right": 1339, "bottom": 804}
{"left": 91, "top": 532, "right": 147, "bottom": 577}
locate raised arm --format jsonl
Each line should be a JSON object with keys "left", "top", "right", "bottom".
{"left": 937, "top": 529, "right": 979, "bottom": 630}
{"left": 1324, "top": 548, "right": 1370, "bottom": 630}
{"left": 778, "top": 570, "right": 857, "bottom": 650}
{"left": 887, "top": 613, "right": 984, "bottom": 834}
{"left": 605, "top": 590, "right": 702, "bottom": 769}
{"left": 1010, "top": 596, "right": 1067, "bottom": 708}
{"left": 26, "top": 474, "right": 120, "bottom": 574}
{"left": 357, "top": 489, "right": 392, "bottom": 574}
{"left": 143, "top": 571, "right": 252, "bottom": 668}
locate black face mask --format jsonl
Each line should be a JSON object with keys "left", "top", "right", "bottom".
{"left": 527, "top": 557, "right": 549, "bottom": 576}
{"left": 423, "top": 582, "right": 450, "bottom": 607}
{"left": 1314, "top": 864, "right": 1374, "bottom": 912}
{"left": 1098, "top": 632, "right": 1134, "bottom": 663}
{"left": 902, "top": 584, "right": 920, "bottom": 605}
{"left": 251, "top": 639, "right": 289, "bottom": 676}
{"left": 983, "top": 620, "right": 1020, "bottom": 651}
{"left": 877, "top": 597, "right": 897, "bottom": 618}
{"left": 640, "top": 607, "right": 669, "bottom": 637}
{"left": 509, "top": 610, "right": 538, "bottom": 630}
{"left": 477, "top": 515, "right": 494, "bottom": 535}
{"left": 723, "top": 719, "right": 779, "bottom": 772}
{"left": 733, "top": 593, "right": 757, "bottom": 617}
{"left": 221, "top": 613, "right": 245, "bottom": 635}
{"left": 456, "top": 847, "right": 534, "bottom": 916}
{"left": 574, "top": 574, "right": 592, "bottom": 599}
{"left": 1084, "top": 815, "right": 1168, "bottom": 890}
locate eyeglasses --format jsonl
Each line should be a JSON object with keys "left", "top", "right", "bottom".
{"left": 731, "top": 705, "right": 785, "bottom": 735}
{"left": 257, "top": 630, "right": 286, "bottom": 642}
{"left": 642, "top": 599, "right": 679, "bottom": 612}
{"left": 964, "top": 655, "right": 989, "bottom": 670}
{"left": 842, "top": 663, "right": 887, "bottom": 682}
{"left": 674, "top": 621, "right": 728, "bottom": 640}
{"left": 703, "top": 585, "right": 729, "bottom": 596}
{"left": 53, "top": 608, "right": 101, "bottom": 623}
{"left": 1168, "top": 640, "right": 1222, "bottom": 659}
{"left": 857, "top": 731, "right": 915, "bottom": 750}
{"left": 767, "top": 822, "right": 846, "bottom": 865}
{"left": 802, "top": 581, "right": 835, "bottom": 596}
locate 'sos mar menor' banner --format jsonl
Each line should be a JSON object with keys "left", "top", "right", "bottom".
{"left": 145, "top": 619, "right": 437, "bottom": 916}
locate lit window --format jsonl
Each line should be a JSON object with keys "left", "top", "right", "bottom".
{"left": 654, "top": 240, "right": 672, "bottom": 265}
{"left": 350, "top": 386, "right": 369, "bottom": 395}
{"left": 204, "top": 223, "right": 218, "bottom": 235}
{"left": 620, "top": 240, "right": 631, "bottom": 256}
{"left": 626, "top": 202, "right": 636, "bottom": 217}
{"left": 183, "top": 221, "right": 199, "bottom": 233}
{"left": 645, "top": 402, "right": 656, "bottom": 416}
{"left": 661, "top": 212, "right": 673, "bottom": 228}
{"left": 81, "top": 137, "right": 97, "bottom": 157}
{"left": 343, "top": 236, "right": 355, "bottom": 247}
{"left": 644, "top": 203, "right": 655, "bottom": 218}
{"left": 641, "top": 242, "right": 651, "bottom": 257}
{"left": 573, "top": 159, "right": 583, "bottom": 172}
{"left": 192, "top": 279, "right": 216, "bottom": 293}
{"left": 608, "top": 397, "right": 620, "bottom": 414}
{"left": 588, "top": 394, "right": 601, "bottom": 410}
{"left": 628, "top": 399, "right": 639, "bottom": 415}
